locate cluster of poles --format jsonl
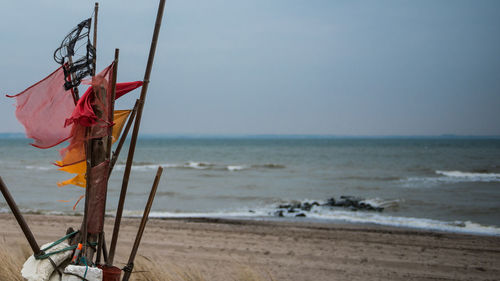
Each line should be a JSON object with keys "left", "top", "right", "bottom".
{"left": 0, "top": 1, "right": 166, "bottom": 280}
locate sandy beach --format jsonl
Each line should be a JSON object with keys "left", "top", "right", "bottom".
{"left": 0, "top": 213, "right": 499, "bottom": 280}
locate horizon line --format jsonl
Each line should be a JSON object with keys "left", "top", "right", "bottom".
{"left": 1, "top": 132, "right": 499, "bottom": 139}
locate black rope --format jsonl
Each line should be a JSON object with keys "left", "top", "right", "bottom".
{"left": 63, "top": 271, "right": 89, "bottom": 281}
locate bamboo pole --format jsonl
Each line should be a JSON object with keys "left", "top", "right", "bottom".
{"left": 81, "top": 1, "right": 100, "bottom": 260}
{"left": 107, "top": 0, "right": 166, "bottom": 266}
{"left": 108, "top": 99, "right": 140, "bottom": 176}
{"left": 122, "top": 167, "right": 163, "bottom": 281}
{"left": 92, "top": 2, "right": 98, "bottom": 75}
{"left": 107, "top": 49, "right": 119, "bottom": 162}
{"left": 0, "top": 177, "right": 41, "bottom": 255}
{"left": 93, "top": 48, "right": 118, "bottom": 266}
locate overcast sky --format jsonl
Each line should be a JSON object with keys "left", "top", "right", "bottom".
{"left": 1, "top": 0, "right": 499, "bottom": 136}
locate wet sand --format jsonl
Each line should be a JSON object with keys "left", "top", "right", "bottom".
{"left": 1, "top": 213, "right": 499, "bottom": 280}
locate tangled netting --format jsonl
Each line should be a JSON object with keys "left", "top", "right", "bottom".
{"left": 53, "top": 18, "right": 95, "bottom": 90}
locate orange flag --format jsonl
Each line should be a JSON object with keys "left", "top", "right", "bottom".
{"left": 57, "top": 110, "right": 131, "bottom": 187}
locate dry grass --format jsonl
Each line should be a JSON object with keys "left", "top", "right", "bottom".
{"left": 0, "top": 241, "right": 30, "bottom": 281}
{"left": 130, "top": 255, "right": 273, "bottom": 281}
{"left": 130, "top": 255, "right": 206, "bottom": 281}
{"left": 0, "top": 243, "right": 275, "bottom": 281}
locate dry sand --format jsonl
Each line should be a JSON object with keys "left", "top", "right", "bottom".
{"left": 0, "top": 213, "right": 499, "bottom": 281}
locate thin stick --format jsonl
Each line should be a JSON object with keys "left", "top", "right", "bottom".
{"left": 102, "top": 231, "right": 108, "bottom": 264}
{"left": 81, "top": 128, "right": 91, "bottom": 259}
{"left": 96, "top": 232, "right": 103, "bottom": 265}
{"left": 122, "top": 167, "right": 163, "bottom": 281}
{"left": 92, "top": 2, "right": 98, "bottom": 75}
{"left": 0, "top": 177, "right": 41, "bottom": 255}
{"left": 107, "top": 0, "right": 166, "bottom": 266}
{"left": 108, "top": 99, "right": 140, "bottom": 176}
{"left": 81, "top": 1, "right": 99, "bottom": 260}
{"left": 107, "top": 49, "right": 119, "bottom": 162}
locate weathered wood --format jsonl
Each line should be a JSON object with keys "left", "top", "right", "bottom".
{"left": 81, "top": 1, "right": 100, "bottom": 263}
{"left": 107, "top": 0, "right": 166, "bottom": 266}
{"left": 122, "top": 167, "right": 163, "bottom": 281}
{"left": 92, "top": 2, "right": 98, "bottom": 75}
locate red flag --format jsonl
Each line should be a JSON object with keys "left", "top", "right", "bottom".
{"left": 116, "top": 81, "right": 143, "bottom": 99}
{"left": 65, "top": 80, "right": 143, "bottom": 128}
{"left": 6, "top": 67, "right": 75, "bottom": 148}
{"left": 64, "top": 62, "right": 142, "bottom": 128}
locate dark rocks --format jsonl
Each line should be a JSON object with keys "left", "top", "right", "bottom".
{"left": 273, "top": 196, "right": 384, "bottom": 218}
{"left": 322, "top": 196, "right": 384, "bottom": 212}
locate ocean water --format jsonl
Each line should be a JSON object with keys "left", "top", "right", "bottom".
{"left": 1, "top": 136, "right": 500, "bottom": 235}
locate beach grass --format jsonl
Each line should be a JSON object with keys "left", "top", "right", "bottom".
{"left": 0, "top": 241, "right": 26, "bottom": 281}
{"left": 0, "top": 241, "right": 272, "bottom": 281}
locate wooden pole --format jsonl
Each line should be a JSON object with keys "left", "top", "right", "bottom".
{"left": 0, "top": 177, "right": 42, "bottom": 255}
{"left": 81, "top": 1, "right": 99, "bottom": 260}
{"left": 108, "top": 0, "right": 166, "bottom": 266}
{"left": 93, "top": 2, "right": 98, "bottom": 75}
{"left": 122, "top": 167, "right": 163, "bottom": 281}
{"left": 107, "top": 48, "right": 119, "bottom": 163}
{"left": 108, "top": 99, "right": 139, "bottom": 176}
{"left": 93, "top": 48, "right": 118, "bottom": 266}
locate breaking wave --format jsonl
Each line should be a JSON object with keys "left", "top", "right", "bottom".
{"left": 403, "top": 170, "right": 500, "bottom": 187}
{"left": 113, "top": 162, "right": 285, "bottom": 172}
{"left": 121, "top": 206, "right": 500, "bottom": 236}
{"left": 435, "top": 170, "right": 500, "bottom": 182}
{"left": 25, "top": 165, "right": 55, "bottom": 171}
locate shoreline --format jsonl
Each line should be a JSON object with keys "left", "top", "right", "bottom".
{"left": 1, "top": 213, "right": 500, "bottom": 280}
{"left": 2, "top": 208, "right": 499, "bottom": 237}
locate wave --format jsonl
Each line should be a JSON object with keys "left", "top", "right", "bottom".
{"left": 113, "top": 161, "right": 285, "bottom": 172}
{"left": 227, "top": 165, "right": 248, "bottom": 171}
{"left": 403, "top": 170, "right": 500, "bottom": 186}
{"left": 359, "top": 198, "right": 401, "bottom": 209}
{"left": 337, "top": 175, "right": 401, "bottom": 181}
{"left": 25, "top": 165, "right": 55, "bottom": 171}
{"left": 251, "top": 164, "right": 286, "bottom": 169}
{"left": 435, "top": 170, "right": 500, "bottom": 182}
{"left": 2, "top": 205, "right": 499, "bottom": 236}
{"left": 121, "top": 207, "right": 500, "bottom": 236}
{"left": 113, "top": 162, "right": 210, "bottom": 171}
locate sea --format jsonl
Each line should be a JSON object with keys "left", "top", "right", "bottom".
{"left": 1, "top": 135, "right": 500, "bottom": 236}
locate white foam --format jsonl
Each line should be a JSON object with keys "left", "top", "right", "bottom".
{"left": 436, "top": 170, "right": 500, "bottom": 182}
{"left": 403, "top": 170, "right": 500, "bottom": 187}
{"left": 183, "top": 161, "right": 213, "bottom": 169}
{"left": 129, "top": 207, "right": 500, "bottom": 236}
{"left": 305, "top": 209, "right": 500, "bottom": 236}
{"left": 359, "top": 198, "right": 401, "bottom": 209}
{"left": 25, "top": 165, "right": 54, "bottom": 171}
{"left": 227, "top": 165, "right": 247, "bottom": 171}
{"left": 114, "top": 163, "right": 179, "bottom": 171}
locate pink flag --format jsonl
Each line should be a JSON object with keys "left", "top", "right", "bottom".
{"left": 6, "top": 67, "right": 75, "bottom": 148}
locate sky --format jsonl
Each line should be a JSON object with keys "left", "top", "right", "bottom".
{"left": 1, "top": 0, "right": 499, "bottom": 136}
